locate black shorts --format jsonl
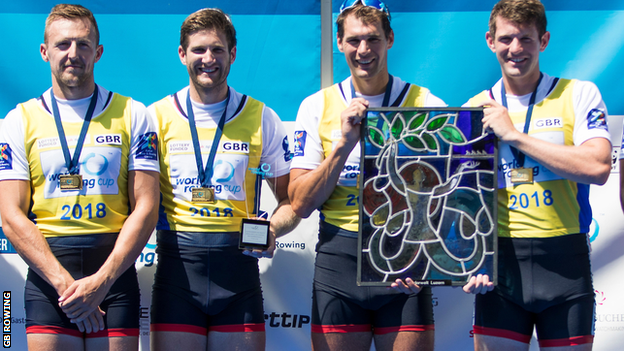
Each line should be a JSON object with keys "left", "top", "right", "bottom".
{"left": 473, "top": 234, "right": 595, "bottom": 347}
{"left": 312, "top": 221, "right": 434, "bottom": 335}
{"left": 25, "top": 233, "right": 140, "bottom": 338}
{"left": 150, "top": 230, "right": 265, "bottom": 335}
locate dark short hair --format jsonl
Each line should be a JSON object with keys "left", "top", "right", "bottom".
{"left": 336, "top": 4, "right": 392, "bottom": 40}
{"left": 180, "top": 8, "right": 237, "bottom": 51}
{"left": 45, "top": 4, "right": 100, "bottom": 45}
{"left": 489, "top": 0, "right": 547, "bottom": 39}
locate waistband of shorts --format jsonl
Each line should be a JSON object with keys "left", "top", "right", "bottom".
{"left": 499, "top": 233, "right": 590, "bottom": 256}
{"left": 319, "top": 220, "right": 358, "bottom": 239}
{"left": 157, "top": 230, "right": 240, "bottom": 247}
{"left": 45, "top": 233, "right": 119, "bottom": 248}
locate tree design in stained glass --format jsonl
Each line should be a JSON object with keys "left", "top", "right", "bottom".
{"left": 358, "top": 107, "right": 497, "bottom": 286}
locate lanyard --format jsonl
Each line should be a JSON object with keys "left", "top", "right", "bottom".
{"left": 351, "top": 75, "right": 393, "bottom": 131}
{"left": 350, "top": 74, "right": 393, "bottom": 107}
{"left": 500, "top": 73, "right": 543, "bottom": 168}
{"left": 186, "top": 88, "right": 230, "bottom": 188}
{"left": 50, "top": 85, "right": 99, "bottom": 175}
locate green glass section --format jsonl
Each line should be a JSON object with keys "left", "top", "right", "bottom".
{"left": 408, "top": 112, "right": 427, "bottom": 131}
{"left": 368, "top": 127, "right": 385, "bottom": 148}
{"left": 404, "top": 135, "right": 425, "bottom": 150}
{"left": 439, "top": 125, "right": 466, "bottom": 143}
{"left": 391, "top": 116, "right": 404, "bottom": 139}
{"left": 425, "top": 115, "right": 448, "bottom": 132}
{"left": 422, "top": 133, "right": 438, "bottom": 150}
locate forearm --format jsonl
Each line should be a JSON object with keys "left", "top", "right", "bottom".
{"left": 3, "top": 218, "right": 74, "bottom": 294}
{"left": 505, "top": 133, "right": 611, "bottom": 184}
{"left": 289, "top": 139, "right": 356, "bottom": 217}
{"left": 92, "top": 208, "right": 156, "bottom": 287}
{"left": 269, "top": 199, "right": 301, "bottom": 238}
{"left": 90, "top": 170, "right": 159, "bottom": 288}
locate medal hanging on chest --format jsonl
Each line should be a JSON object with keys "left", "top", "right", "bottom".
{"left": 186, "top": 89, "right": 230, "bottom": 203}
{"left": 51, "top": 86, "right": 99, "bottom": 192}
{"left": 501, "top": 74, "right": 543, "bottom": 184}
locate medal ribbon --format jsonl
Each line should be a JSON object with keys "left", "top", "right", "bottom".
{"left": 51, "top": 85, "right": 99, "bottom": 175}
{"left": 186, "top": 88, "right": 230, "bottom": 188}
{"left": 500, "top": 73, "right": 543, "bottom": 168}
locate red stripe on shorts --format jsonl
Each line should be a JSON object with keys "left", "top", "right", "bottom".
{"left": 473, "top": 325, "right": 532, "bottom": 344}
{"left": 539, "top": 335, "right": 594, "bottom": 347}
{"left": 311, "top": 324, "right": 371, "bottom": 333}
{"left": 374, "top": 324, "right": 435, "bottom": 335}
{"left": 210, "top": 323, "right": 265, "bottom": 333}
{"left": 150, "top": 323, "right": 207, "bottom": 335}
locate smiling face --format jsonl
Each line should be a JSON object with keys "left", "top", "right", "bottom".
{"left": 486, "top": 15, "right": 549, "bottom": 95}
{"left": 40, "top": 18, "right": 102, "bottom": 99}
{"left": 337, "top": 13, "right": 394, "bottom": 95}
{"left": 179, "top": 29, "right": 236, "bottom": 104}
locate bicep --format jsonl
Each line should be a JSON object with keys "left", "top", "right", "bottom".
{"left": 0, "top": 180, "right": 31, "bottom": 224}
{"left": 127, "top": 170, "right": 160, "bottom": 211}
{"left": 579, "top": 137, "right": 612, "bottom": 163}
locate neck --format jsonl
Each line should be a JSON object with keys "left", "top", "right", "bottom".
{"left": 351, "top": 72, "right": 389, "bottom": 96}
{"left": 502, "top": 70, "right": 541, "bottom": 96}
{"left": 52, "top": 80, "right": 96, "bottom": 100}
{"left": 189, "top": 81, "right": 229, "bottom": 105}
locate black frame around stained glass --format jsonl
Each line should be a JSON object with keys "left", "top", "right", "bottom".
{"left": 358, "top": 107, "right": 497, "bottom": 287}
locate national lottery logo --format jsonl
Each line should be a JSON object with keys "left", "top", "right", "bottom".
{"left": 0, "top": 143, "right": 12, "bottom": 170}
{"left": 293, "top": 131, "right": 306, "bottom": 157}
{"left": 587, "top": 109, "right": 608, "bottom": 131}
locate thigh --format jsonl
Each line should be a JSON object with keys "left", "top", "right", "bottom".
{"left": 312, "top": 331, "right": 373, "bottom": 351}
{"left": 27, "top": 334, "right": 85, "bottom": 351}
{"left": 474, "top": 334, "right": 530, "bottom": 351}
{"left": 535, "top": 295, "right": 595, "bottom": 348}
{"left": 25, "top": 236, "right": 138, "bottom": 336}
{"left": 86, "top": 336, "right": 138, "bottom": 351}
{"left": 372, "top": 287, "right": 434, "bottom": 334}
{"left": 151, "top": 281, "right": 209, "bottom": 334}
{"left": 311, "top": 284, "right": 371, "bottom": 333}
{"left": 94, "top": 265, "right": 140, "bottom": 335}
{"left": 152, "top": 232, "right": 264, "bottom": 332}
{"left": 474, "top": 290, "right": 535, "bottom": 344}
{"left": 151, "top": 331, "right": 206, "bottom": 351}
{"left": 208, "top": 331, "right": 265, "bottom": 351}
{"left": 374, "top": 330, "right": 435, "bottom": 351}
{"left": 208, "top": 287, "right": 265, "bottom": 332}
{"left": 312, "top": 232, "right": 372, "bottom": 333}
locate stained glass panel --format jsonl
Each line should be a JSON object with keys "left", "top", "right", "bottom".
{"left": 358, "top": 107, "right": 497, "bottom": 287}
